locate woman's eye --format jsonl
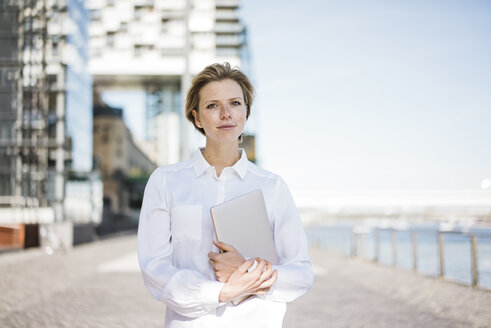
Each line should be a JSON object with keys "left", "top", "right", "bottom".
{"left": 206, "top": 103, "right": 217, "bottom": 109}
{"left": 232, "top": 101, "right": 241, "bottom": 106}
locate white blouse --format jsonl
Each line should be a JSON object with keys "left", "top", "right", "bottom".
{"left": 137, "top": 148, "right": 313, "bottom": 328}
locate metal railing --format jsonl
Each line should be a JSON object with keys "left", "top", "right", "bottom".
{"left": 308, "top": 226, "right": 491, "bottom": 289}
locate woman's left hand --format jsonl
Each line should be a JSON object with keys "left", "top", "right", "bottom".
{"left": 208, "top": 241, "right": 246, "bottom": 282}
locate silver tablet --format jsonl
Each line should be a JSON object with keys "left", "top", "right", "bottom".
{"left": 210, "top": 189, "right": 279, "bottom": 265}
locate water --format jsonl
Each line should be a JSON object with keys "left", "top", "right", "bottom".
{"left": 306, "top": 222, "right": 491, "bottom": 290}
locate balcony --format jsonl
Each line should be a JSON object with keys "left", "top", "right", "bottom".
{"left": 161, "top": 10, "right": 185, "bottom": 20}
{"left": 215, "top": 0, "right": 240, "bottom": 9}
{"left": 134, "top": 0, "right": 154, "bottom": 6}
{"left": 215, "top": 10, "right": 239, "bottom": 21}
{"left": 215, "top": 35, "right": 243, "bottom": 47}
{"left": 214, "top": 22, "right": 244, "bottom": 34}
{"left": 215, "top": 47, "right": 240, "bottom": 57}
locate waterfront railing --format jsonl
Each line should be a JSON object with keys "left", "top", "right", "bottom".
{"left": 307, "top": 225, "right": 491, "bottom": 290}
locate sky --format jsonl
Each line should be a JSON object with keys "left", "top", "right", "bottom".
{"left": 105, "top": 0, "right": 491, "bottom": 193}
{"left": 239, "top": 0, "right": 491, "bottom": 191}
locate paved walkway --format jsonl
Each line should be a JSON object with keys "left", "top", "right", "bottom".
{"left": 0, "top": 234, "right": 490, "bottom": 327}
{"left": 285, "top": 247, "right": 491, "bottom": 328}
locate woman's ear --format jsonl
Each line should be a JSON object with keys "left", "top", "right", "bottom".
{"left": 192, "top": 109, "right": 202, "bottom": 128}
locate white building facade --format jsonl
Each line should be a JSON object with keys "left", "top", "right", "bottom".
{"left": 87, "top": 0, "right": 250, "bottom": 164}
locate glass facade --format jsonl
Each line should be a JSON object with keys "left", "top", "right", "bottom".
{"left": 65, "top": 0, "right": 93, "bottom": 172}
{"left": 0, "top": 2, "right": 19, "bottom": 197}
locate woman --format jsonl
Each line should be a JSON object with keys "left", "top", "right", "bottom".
{"left": 137, "top": 63, "right": 313, "bottom": 327}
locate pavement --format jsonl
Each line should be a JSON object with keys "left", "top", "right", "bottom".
{"left": 1, "top": 233, "right": 490, "bottom": 328}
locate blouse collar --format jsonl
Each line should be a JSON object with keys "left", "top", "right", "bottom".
{"left": 191, "top": 148, "right": 249, "bottom": 180}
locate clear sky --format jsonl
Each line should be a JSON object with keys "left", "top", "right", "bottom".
{"left": 240, "top": 0, "right": 491, "bottom": 191}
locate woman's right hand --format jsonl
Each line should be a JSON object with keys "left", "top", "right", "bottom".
{"left": 218, "top": 258, "right": 278, "bottom": 303}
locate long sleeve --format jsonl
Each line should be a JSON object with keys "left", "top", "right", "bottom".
{"left": 264, "top": 177, "right": 314, "bottom": 302}
{"left": 137, "top": 168, "right": 224, "bottom": 318}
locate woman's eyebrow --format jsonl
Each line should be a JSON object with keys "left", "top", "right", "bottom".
{"left": 204, "top": 97, "right": 243, "bottom": 103}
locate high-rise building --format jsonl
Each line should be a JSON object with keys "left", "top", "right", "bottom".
{"left": 0, "top": 0, "right": 97, "bottom": 228}
{"left": 87, "top": 0, "right": 251, "bottom": 164}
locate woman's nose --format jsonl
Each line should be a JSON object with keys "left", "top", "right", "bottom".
{"left": 220, "top": 105, "right": 232, "bottom": 119}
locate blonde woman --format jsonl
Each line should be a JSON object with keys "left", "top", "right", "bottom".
{"left": 137, "top": 63, "right": 313, "bottom": 327}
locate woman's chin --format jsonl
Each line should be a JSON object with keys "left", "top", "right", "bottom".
{"left": 207, "top": 135, "right": 242, "bottom": 145}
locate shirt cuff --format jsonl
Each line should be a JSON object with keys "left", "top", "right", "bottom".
{"left": 200, "top": 280, "right": 225, "bottom": 307}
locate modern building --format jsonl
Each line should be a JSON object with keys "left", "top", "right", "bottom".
{"left": 0, "top": 0, "right": 100, "bottom": 248}
{"left": 46, "top": 0, "right": 95, "bottom": 223}
{"left": 87, "top": 0, "right": 252, "bottom": 164}
{"left": 93, "top": 102, "right": 156, "bottom": 219}
{"left": 0, "top": 1, "right": 49, "bottom": 208}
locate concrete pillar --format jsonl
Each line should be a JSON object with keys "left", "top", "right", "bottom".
{"left": 54, "top": 65, "right": 66, "bottom": 222}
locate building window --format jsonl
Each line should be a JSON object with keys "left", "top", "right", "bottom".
{"left": 161, "top": 18, "right": 169, "bottom": 32}
{"left": 107, "top": 0, "right": 115, "bottom": 6}
{"left": 135, "top": 44, "right": 153, "bottom": 57}
{"left": 134, "top": 45, "right": 142, "bottom": 57}
{"left": 120, "top": 22, "right": 128, "bottom": 32}
{"left": 134, "top": 6, "right": 143, "bottom": 20}
{"left": 91, "top": 9, "right": 101, "bottom": 21}
{"left": 51, "top": 38, "right": 59, "bottom": 56}
{"left": 107, "top": 32, "right": 115, "bottom": 47}
{"left": 24, "top": 18, "right": 32, "bottom": 31}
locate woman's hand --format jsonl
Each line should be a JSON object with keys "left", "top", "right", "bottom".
{"left": 208, "top": 241, "right": 246, "bottom": 282}
{"left": 218, "top": 258, "right": 278, "bottom": 303}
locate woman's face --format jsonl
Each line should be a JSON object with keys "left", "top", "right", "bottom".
{"left": 193, "top": 79, "right": 247, "bottom": 145}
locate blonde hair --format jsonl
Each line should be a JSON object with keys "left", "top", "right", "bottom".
{"left": 185, "top": 62, "right": 254, "bottom": 136}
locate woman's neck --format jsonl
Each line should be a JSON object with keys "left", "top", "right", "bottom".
{"left": 202, "top": 141, "right": 240, "bottom": 177}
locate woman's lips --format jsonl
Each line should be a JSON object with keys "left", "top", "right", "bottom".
{"left": 218, "top": 125, "right": 236, "bottom": 130}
